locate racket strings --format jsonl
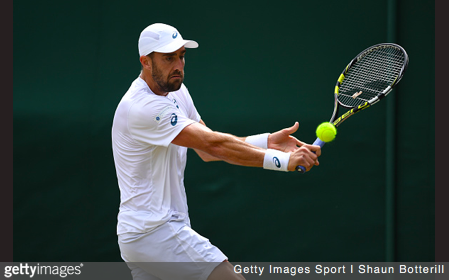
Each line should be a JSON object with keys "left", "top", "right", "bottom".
{"left": 338, "top": 46, "right": 405, "bottom": 108}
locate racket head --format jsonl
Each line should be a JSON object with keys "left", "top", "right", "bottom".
{"left": 329, "top": 43, "right": 409, "bottom": 126}
{"left": 336, "top": 43, "right": 409, "bottom": 108}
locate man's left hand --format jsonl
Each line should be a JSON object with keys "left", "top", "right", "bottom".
{"left": 268, "top": 122, "right": 305, "bottom": 153}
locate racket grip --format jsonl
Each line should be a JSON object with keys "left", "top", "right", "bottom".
{"left": 296, "top": 138, "right": 325, "bottom": 173}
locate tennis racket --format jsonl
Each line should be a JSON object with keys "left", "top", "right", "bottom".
{"left": 296, "top": 43, "right": 409, "bottom": 173}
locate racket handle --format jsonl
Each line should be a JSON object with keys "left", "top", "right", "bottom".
{"left": 296, "top": 138, "right": 325, "bottom": 173}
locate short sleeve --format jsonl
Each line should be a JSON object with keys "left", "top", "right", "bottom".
{"left": 128, "top": 97, "right": 195, "bottom": 147}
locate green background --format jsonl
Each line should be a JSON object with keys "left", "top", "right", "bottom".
{"left": 14, "top": 0, "right": 435, "bottom": 262}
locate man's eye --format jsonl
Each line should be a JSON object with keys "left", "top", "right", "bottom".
{"left": 166, "top": 57, "right": 173, "bottom": 61}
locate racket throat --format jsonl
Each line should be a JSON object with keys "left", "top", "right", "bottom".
{"left": 369, "top": 86, "right": 392, "bottom": 105}
{"left": 333, "top": 101, "right": 372, "bottom": 127}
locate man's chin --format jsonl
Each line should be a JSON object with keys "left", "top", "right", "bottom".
{"left": 168, "top": 80, "right": 183, "bottom": 92}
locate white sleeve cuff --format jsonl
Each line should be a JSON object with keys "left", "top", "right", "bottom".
{"left": 263, "top": 149, "right": 290, "bottom": 172}
{"left": 245, "top": 133, "right": 270, "bottom": 149}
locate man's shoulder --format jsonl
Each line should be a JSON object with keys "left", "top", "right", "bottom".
{"left": 122, "top": 79, "right": 161, "bottom": 105}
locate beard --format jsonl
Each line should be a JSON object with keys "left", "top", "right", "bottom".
{"left": 151, "top": 60, "right": 184, "bottom": 93}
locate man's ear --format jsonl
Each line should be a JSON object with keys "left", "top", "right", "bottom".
{"left": 140, "top": 55, "right": 152, "bottom": 70}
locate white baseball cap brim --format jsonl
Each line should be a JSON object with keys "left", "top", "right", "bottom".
{"left": 153, "top": 39, "right": 199, "bottom": 54}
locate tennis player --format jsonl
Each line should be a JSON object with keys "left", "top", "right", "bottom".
{"left": 112, "top": 23, "right": 321, "bottom": 280}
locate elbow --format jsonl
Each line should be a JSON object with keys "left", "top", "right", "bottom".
{"left": 200, "top": 156, "right": 215, "bottom": 162}
{"left": 194, "top": 147, "right": 220, "bottom": 162}
{"left": 201, "top": 145, "right": 223, "bottom": 162}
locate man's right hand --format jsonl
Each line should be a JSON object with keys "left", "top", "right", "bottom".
{"left": 288, "top": 144, "right": 321, "bottom": 172}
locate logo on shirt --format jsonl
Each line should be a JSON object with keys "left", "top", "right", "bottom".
{"left": 172, "top": 98, "right": 179, "bottom": 109}
{"left": 155, "top": 106, "right": 173, "bottom": 123}
{"left": 170, "top": 113, "right": 178, "bottom": 126}
{"left": 273, "top": 157, "right": 281, "bottom": 168}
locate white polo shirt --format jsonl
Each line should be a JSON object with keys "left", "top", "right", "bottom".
{"left": 112, "top": 77, "right": 201, "bottom": 235}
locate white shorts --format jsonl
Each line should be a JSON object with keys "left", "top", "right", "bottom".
{"left": 118, "top": 220, "right": 228, "bottom": 280}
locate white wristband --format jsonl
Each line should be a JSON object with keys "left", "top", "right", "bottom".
{"left": 245, "top": 133, "right": 270, "bottom": 149}
{"left": 263, "top": 149, "right": 290, "bottom": 172}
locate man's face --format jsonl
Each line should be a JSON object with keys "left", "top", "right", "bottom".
{"left": 149, "top": 47, "right": 186, "bottom": 93}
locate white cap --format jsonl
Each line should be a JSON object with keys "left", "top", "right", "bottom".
{"left": 138, "top": 23, "right": 199, "bottom": 56}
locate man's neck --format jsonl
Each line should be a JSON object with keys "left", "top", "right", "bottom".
{"left": 139, "top": 71, "right": 168, "bottom": 96}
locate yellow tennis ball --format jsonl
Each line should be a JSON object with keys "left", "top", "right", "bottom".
{"left": 316, "top": 122, "right": 337, "bottom": 142}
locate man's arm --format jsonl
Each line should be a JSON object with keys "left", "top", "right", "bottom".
{"left": 192, "top": 120, "right": 246, "bottom": 162}
{"left": 173, "top": 121, "right": 264, "bottom": 167}
{"left": 192, "top": 120, "right": 308, "bottom": 162}
{"left": 171, "top": 121, "right": 321, "bottom": 172}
